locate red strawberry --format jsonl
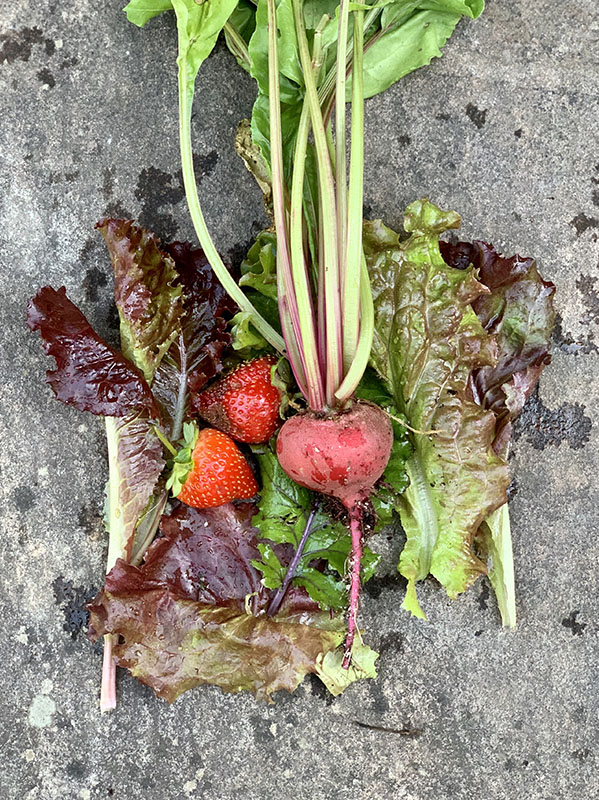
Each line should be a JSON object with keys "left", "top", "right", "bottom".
{"left": 195, "top": 356, "right": 282, "bottom": 444}
{"left": 166, "top": 423, "right": 258, "bottom": 508}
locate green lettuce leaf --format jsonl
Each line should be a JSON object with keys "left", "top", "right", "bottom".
{"left": 366, "top": 200, "right": 509, "bottom": 616}
{"left": 96, "top": 218, "right": 184, "bottom": 384}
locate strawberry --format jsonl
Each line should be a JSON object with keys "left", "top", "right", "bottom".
{"left": 166, "top": 423, "right": 258, "bottom": 508}
{"left": 195, "top": 355, "right": 283, "bottom": 444}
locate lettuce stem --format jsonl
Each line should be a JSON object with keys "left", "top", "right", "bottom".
{"left": 484, "top": 503, "right": 517, "bottom": 628}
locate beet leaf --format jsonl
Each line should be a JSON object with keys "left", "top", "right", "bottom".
{"left": 250, "top": 448, "right": 380, "bottom": 611}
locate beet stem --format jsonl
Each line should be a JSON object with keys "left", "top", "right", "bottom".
{"left": 342, "top": 503, "right": 363, "bottom": 669}
{"left": 267, "top": 503, "right": 318, "bottom": 617}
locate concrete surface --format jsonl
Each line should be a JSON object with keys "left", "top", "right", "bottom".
{"left": 1, "top": 1, "right": 597, "bottom": 798}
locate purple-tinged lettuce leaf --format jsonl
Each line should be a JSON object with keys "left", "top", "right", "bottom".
{"left": 88, "top": 502, "right": 377, "bottom": 701}
{"left": 366, "top": 200, "right": 509, "bottom": 615}
{"left": 441, "top": 239, "right": 555, "bottom": 626}
{"left": 96, "top": 218, "right": 184, "bottom": 384}
{"left": 152, "top": 242, "right": 237, "bottom": 438}
{"left": 440, "top": 239, "right": 556, "bottom": 457}
{"left": 145, "top": 503, "right": 270, "bottom": 609}
{"left": 26, "top": 286, "right": 158, "bottom": 418}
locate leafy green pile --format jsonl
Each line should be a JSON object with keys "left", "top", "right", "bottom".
{"left": 28, "top": 0, "right": 556, "bottom": 707}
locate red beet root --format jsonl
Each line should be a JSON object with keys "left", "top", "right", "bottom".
{"left": 276, "top": 401, "right": 393, "bottom": 666}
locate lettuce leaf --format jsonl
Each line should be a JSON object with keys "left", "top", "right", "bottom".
{"left": 441, "top": 238, "right": 555, "bottom": 624}
{"left": 88, "top": 502, "right": 378, "bottom": 701}
{"left": 104, "top": 414, "right": 165, "bottom": 564}
{"left": 366, "top": 200, "right": 509, "bottom": 616}
{"left": 96, "top": 218, "right": 184, "bottom": 384}
{"left": 153, "top": 242, "right": 237, "bottom": 437}
{"left": 441, "top": 239, "right": 556, "bottom": 457}
{"left": 26, "top": 286, "right": 158, "bottom": 418}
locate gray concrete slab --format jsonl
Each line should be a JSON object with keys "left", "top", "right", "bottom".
{"left": 1, "top": 1, "right": 597, "bottom": 798}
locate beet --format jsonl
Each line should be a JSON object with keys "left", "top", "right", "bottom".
{"left": 277, "top": 401, "right": 393, "bottom": 665}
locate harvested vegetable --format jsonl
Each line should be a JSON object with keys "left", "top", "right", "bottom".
{"left": 27, "top": 0, "right": 556, "bottom": 708}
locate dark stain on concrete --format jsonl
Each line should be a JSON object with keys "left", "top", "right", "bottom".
{"left": 12, "top": 485, "right": 36, "bottom": 512}
{"left": 309, "top": 673, "right": 337, "bottom": 705}
{"left": 103, "top": 200, "right": 132, "bottom": 219}
{"left": 570, "top": 213, "right": 598, "bottom": 237}
{"left": 77, "top": 503, "right": 101, "bottom": 533}
{"left": 101, "top": 167, "right": 115, "bottom": 203}
{"left": 378, "top": 631, "right": 403, "bottom": 656}
{"left": 136, "top": 166, "right": 184, "bottom": 239}
{"left": 135, "top": 151, "right": 218, "bottom": 239}
{"left": 37, "top": 67, "right": 55, "bottom": 88}
{"left": 368, "top": 678, "right": 390, "bottom": 714}
{"left": 398, "top": 134, "right": 411, "bottom": 147}
{"left": 52, "top": 577, "right": 95, "bottom": 639}
{"left": 576, "top": 274, "right": 599, "bottom": 326}
{"left": 66, "top": 760, "right": 88, "bottom": 779}
{"left": 514, "top": 388, "right": 592, "bottom": 450}
{"left": 60, "top": 56, "right": 79, "bottom": 70}
{"left": 249, "top": 715, "right": 276, "bottom": 747}
{"left": 82, "top": 267, "right": 108, "bottom": 303}
{"left": 477, "top": 581, "right": 490, "bottom": 611}
{"left": 0, "top": 27, "right": 44, "bottom": 65}
{"left": 592, "top": 189, "right": 599, "bottom": 207}
{"left": 561, "top": 610, "right": 586, "bottom": 636}
{"left": 572, "top": 748, "right": 591, "bottom": 763}
{"left": 553, "top": 313, "right": 598, "bottom": 355}
{"left": 363, "top": 573, "right": 403, "bottom": 600}
{"left": 465, "top": 103, "right": 487, "bottom": 129}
